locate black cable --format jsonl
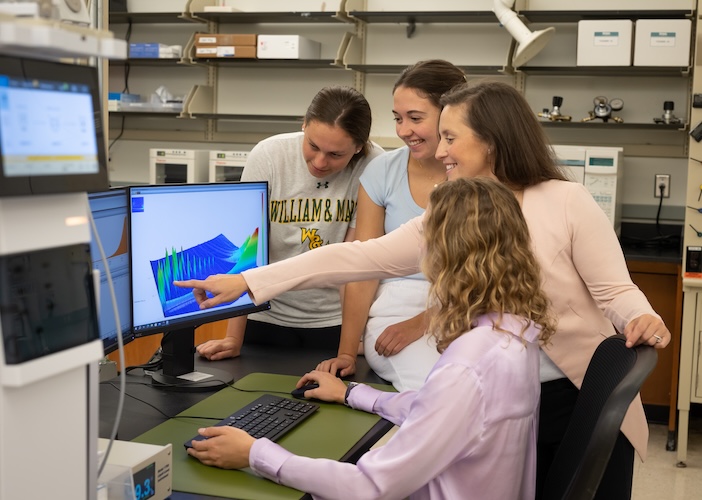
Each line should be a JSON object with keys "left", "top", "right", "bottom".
{"left": 123, "top": 63, "right": 130, "bottom": 94}
{"left": 108, "top": 20, "right": 132, "bottom": 159}
{"left": 620, "top": 233, "right": 680, "bottom": 249}
{"left": 124, "top": 360, "right": 161, "bottom": 374}
{"left": 108, "top": 115, "right": 125, "bottom": 158}
{"left": 656, "top": 183, "right": 665, "bottom": 236}
{"left": 621, "top": 185, "right": 680, "bottom": 249}
{"left": 123, "top": 20, "right": 132, "bottom": 94}
{"left": 103, "top": 381, "right": 224, "bottom": 420}
{"left": 124, "top": 347, "right": 163, "bottom": 373}
{"left": 102, "top": 379, "right": 291, "bottom": 421}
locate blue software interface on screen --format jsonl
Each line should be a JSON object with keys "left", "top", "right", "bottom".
{"left": 129, "top": 182, "right": 269, "bottom": 334}
{"left": 88, "top": 189, "right": 133, "bottom": 353}
{"left": 0, "top": 75, "right": 99, "bottom": 177}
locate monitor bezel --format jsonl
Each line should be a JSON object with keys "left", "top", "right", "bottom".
{"left": 128, "top": 181, "right": 271, "bottom": 339}
{"left": 87, "top": 187, "right": 135, "bottom": 355}
{"left": 0, "top": 56, "right": 109, "bottom": 197}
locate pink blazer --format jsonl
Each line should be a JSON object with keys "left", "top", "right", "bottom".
{"left": 244, "top": 180, "right": 657, "bottom": 460}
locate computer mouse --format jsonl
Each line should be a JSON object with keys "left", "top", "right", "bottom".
{"left": 291, "top": 383, "right": 320, "bottom": 399}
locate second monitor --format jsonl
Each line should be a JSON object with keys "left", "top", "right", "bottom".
{"left": 129, "top": 182, "right": 270, "bottom": 389}
{"left": 88, "top": 188, "right": 133, "bottom": 355}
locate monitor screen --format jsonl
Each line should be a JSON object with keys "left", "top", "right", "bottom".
{"left": 129, "top": 182, "right": 270, "bottom": 338}
{"left": 88, "top": 188, "right": 133, "bottom": 355}
{"left": 0, "top": 244, "right": 99, "bottom": 365}
{"left": 0, "top": 56, "right": 109, "bottom": 197}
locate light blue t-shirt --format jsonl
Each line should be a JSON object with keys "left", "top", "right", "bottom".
{"left": 360, "top": 146, "right": 426, "bottom": 282}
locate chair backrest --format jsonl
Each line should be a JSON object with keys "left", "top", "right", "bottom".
{"left": 542, "top": 334, "right": 658, "bottom": 500}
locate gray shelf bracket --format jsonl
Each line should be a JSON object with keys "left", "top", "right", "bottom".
{"left": 406, "top": 18, "right": 416, "bottom": 38}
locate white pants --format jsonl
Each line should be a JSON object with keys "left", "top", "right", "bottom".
{"left": 364, "top": 280, "right": 441, "bottom": 392}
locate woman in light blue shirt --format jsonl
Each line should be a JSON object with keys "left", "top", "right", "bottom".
{"left": 316, "top": 60, "right": 467, "bottom": 391}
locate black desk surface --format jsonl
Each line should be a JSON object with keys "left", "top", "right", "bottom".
{"left": 99, "top": 345, "right": 391, "bottom": 500}
{"left": 620, "top": 222, "right": 682, "bottom": 264}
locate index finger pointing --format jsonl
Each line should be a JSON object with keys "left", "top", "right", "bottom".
{"left": 174, "top": 279, "right": 206, "bottom": 289}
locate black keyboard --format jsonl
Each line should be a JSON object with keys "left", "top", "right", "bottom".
{"left": 184, "top": 394, "right": 319, "bottom": 448}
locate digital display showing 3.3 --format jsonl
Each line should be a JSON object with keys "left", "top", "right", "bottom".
{"left": 132, "top": 462, "right": 155, "bottom": 500}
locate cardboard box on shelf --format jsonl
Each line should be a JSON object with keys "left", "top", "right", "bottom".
{"left": 194, "top": 34, "right": 257, "bottom": 47}
{"left": 195, "top": 46, "right": 257, "bottom": 59}
{"left": 257, "top": 35, "right": 321, "bottom": 60}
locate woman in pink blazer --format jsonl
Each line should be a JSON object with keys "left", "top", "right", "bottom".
{"left": 176, "top": 81, "right": 671, "bottom": 500}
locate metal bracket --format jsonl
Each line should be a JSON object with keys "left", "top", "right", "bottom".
{"left": 406, "top": 18, "right": 416, "bottom": 38}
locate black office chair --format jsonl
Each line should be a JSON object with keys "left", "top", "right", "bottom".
{"left": 542, "top": 334, "right": 658, "bottom": 500}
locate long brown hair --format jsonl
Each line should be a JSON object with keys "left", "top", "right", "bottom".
{"left": 422, "top": 177, "right": 555, "bottom": 352}
{"left": 393, "top": 59, "right": 467, "bottom": 107}
{"left": 304, "top": 86, "right": 372, "bottom": 163}
{"left": 439, "top": 81, "right": 567, "bottom": 190}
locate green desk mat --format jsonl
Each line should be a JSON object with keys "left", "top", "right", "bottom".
{"left": 133, "top": 373, "right": 394, "bottom": 500}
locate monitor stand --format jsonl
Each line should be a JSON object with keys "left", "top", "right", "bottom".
{"left": 149, "top": 327, "right": 234, "bottom": 392}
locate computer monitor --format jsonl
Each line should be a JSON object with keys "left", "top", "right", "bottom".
{"left": 128, "top": 182, "right": 270, "bottom": 389}
{"left": 0, "top": 56, "right": 109, "bottom": 197}
{"left": 88, "top": 188, "right": 133, "bottom": 355}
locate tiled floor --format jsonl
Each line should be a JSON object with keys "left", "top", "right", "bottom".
{"left": 632, "top": 417, "right": 702, "bottom": 500}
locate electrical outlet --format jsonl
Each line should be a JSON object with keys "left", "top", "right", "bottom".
{"left": 654, "top": 174, "right": 671, "bottom": 198}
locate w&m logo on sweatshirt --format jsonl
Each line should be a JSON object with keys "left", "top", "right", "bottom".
{"left": 301, "top": 228, "right": 324, "bottom": 249}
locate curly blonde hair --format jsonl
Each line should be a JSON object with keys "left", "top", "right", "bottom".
{"left": 421, "top": 177, "right": 555, "bottom": 352}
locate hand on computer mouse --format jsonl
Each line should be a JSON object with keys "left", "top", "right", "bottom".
{"left": 294, "top": 371, "right": 348, "bottom": 404}
{"left": 291, "top": 383, "right": 320, "bottom": 399}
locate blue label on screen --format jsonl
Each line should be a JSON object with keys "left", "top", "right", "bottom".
{"left": 132, "top": 197, "right": 144, "bottom": 212}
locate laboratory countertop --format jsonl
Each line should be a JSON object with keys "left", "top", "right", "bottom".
{"left": 620, "top": 222, "right": 683, "bottom": 265}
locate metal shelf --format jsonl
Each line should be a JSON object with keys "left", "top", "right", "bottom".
{"left": 193, "top": 114, "right": 304, "bottom": 122}
{"left": 540, "top": 121, "right": 687, "bottom": 131}
{"left": 110, "top": 112, "right": 304, "bottom": 122}
{"left": 347, "top": 64, "right": 505, "bottom": 75}
{"left": 521, "top": 10, "right": 693, "bottom": 23}
{"left": 109, "top": 58, "right": 198, "bottom": 67}
{"left": 348, "top": 11, "right": 497, "bottom": 24}
{"left": 110, "top": 111, "right": 183, "bottom": 118}
{"left": 520, "top": 66, "right": 690, "bottom": 77}
{"left": 207, "top": 59, "right": 338, "bottom": 69}
{"left": 109, "top": 12, "right": 201, "bottom": 24}
{"left": 192, "top": 11, "right": 347, "bottom": 24}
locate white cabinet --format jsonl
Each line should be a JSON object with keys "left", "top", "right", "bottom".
{"left": 677, "top": 285, "right": 702, "bottom": 465}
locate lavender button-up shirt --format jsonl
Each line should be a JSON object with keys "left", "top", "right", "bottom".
{"left": 249, "top": 313, "right": 541, "bottom": 499}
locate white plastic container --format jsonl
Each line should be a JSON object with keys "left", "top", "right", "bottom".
{"left": 634, "top": 19, "right": 692, "bottom": 67}
{"left": 577, "top": 20, "right": 633, "bottom": 66}
{"left": 257, "top": 35, "right": 321, "bottom": 59}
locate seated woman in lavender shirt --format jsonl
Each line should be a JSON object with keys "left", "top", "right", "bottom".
{"left": 183, "top": 178, "right": 556, "bottom": 500}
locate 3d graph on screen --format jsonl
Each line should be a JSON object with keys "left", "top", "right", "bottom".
{"left": 150, "top": 227, "right": 260, "bottom": 317}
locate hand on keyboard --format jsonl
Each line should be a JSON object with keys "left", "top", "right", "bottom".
{"left": 186, "top": 426, "right": 255, "bottom": 470}
{"left": 184, "top": 394, "right": 319, "bottom": 449}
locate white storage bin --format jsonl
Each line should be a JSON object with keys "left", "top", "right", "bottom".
{"left": 577, "top": 20, "right": 633, "bottom": 66}
{"left": 257, "top": 35, "right": 321, "bottom": 60}
{"left": 634, "top": 19, "right": 692, "bottom": 67}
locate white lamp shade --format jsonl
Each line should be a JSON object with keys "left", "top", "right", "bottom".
{"left": 513, "top": 27, "right": 555, "bottom": 67}
{"left": 493, "top": 0, "right": 555, "bottom": 67}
